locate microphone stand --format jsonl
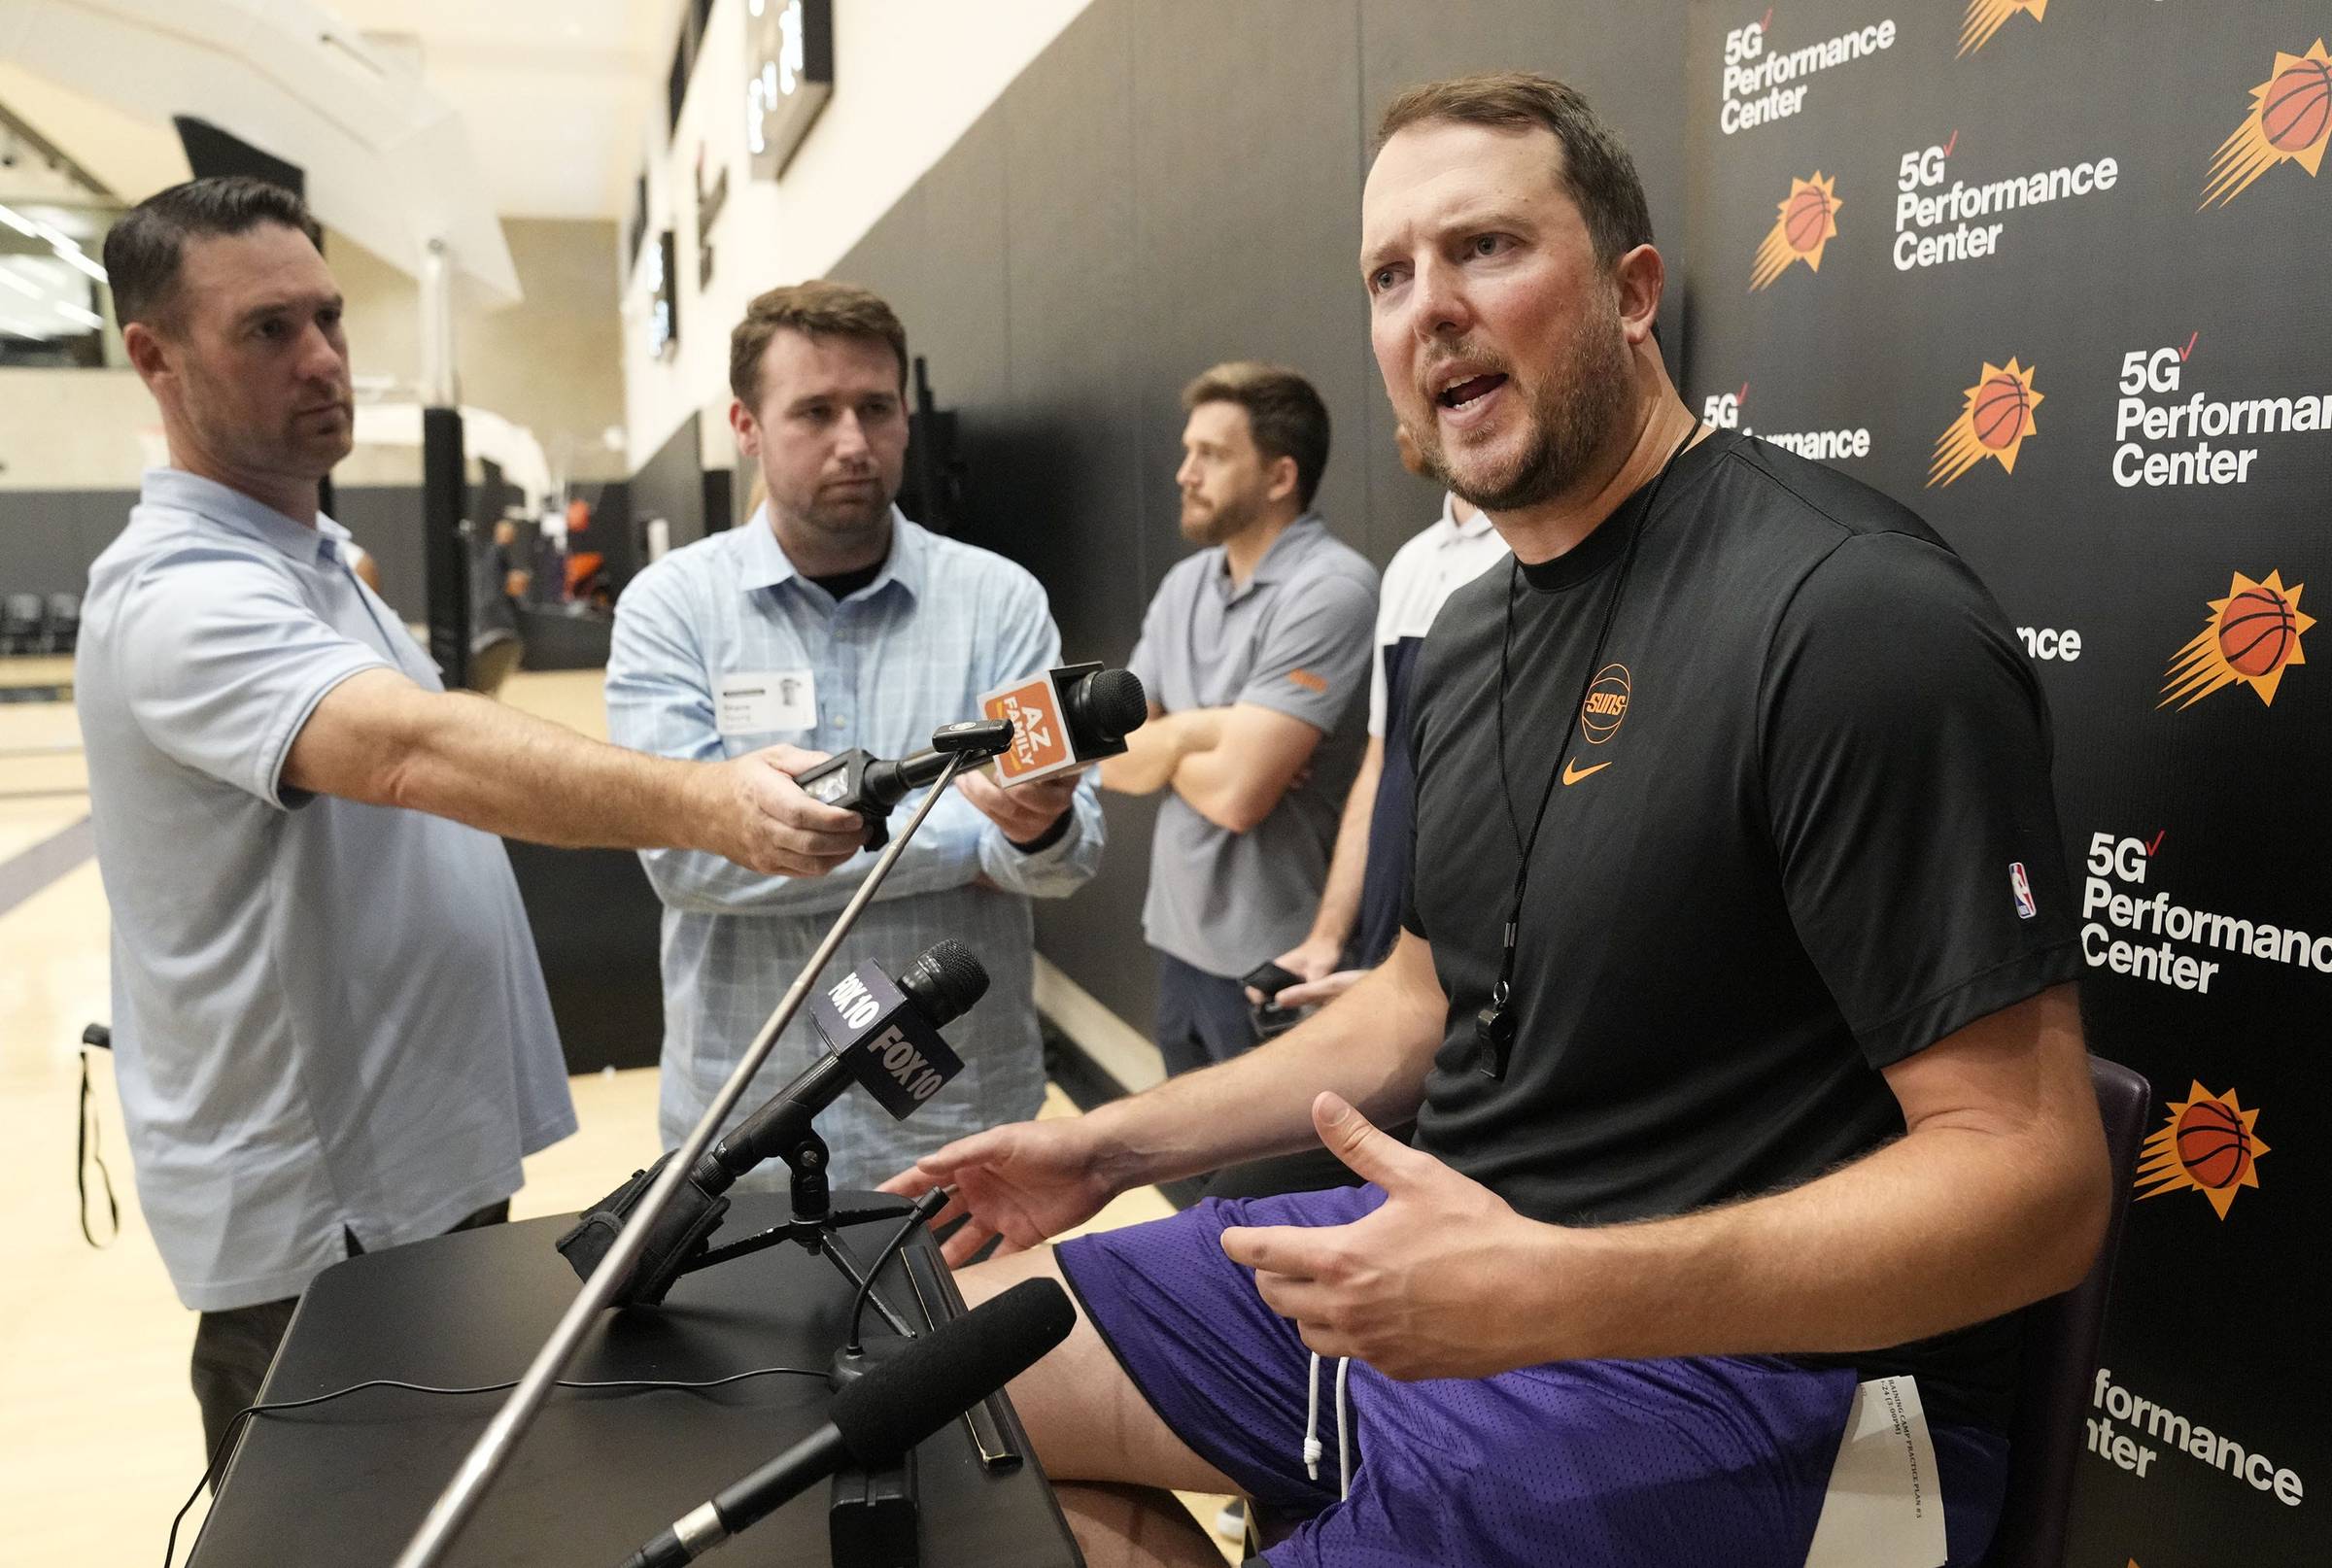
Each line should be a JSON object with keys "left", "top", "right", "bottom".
{"left": 394, "top": 750, "right": 976, "bottom": 1568}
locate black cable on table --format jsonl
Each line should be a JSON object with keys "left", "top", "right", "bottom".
{"left": 165, "top": 1363, "right": 830, "bottom": 1567}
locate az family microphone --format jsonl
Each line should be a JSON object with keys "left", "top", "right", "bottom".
{"left": 556, "top": 941, "right": 988, "bottom": 1306}
{"left": 977, "top": 663, "right": 1149, "bottom": 786}
{"left": 611, "top": 1278, "right": 1077, "bottom": 1568}
{"left": 793, "top": 718, "right": 1017, "bottom": 848}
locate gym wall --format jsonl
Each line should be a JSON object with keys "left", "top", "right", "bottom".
{"left": 832, "top": 1, "right": 2325, "bottom": 1561}
{"left": 825, "top": 0, "right": 1689, "bottom": 1046}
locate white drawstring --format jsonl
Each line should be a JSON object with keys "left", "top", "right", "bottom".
{"left": 1302, "top": 1351, "right": 1324, "bottom": 1479}
{"left": 1299, "top": 1350, "right": 1355, "bottom": 1498}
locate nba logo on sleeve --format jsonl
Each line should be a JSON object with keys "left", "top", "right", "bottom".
{"left": 2009, "top": 862, "right": 2038, "bottom": 919}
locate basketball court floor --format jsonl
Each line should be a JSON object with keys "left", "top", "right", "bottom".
{"left": 0, "top": 662, "right": 1235, "bottom": 1564}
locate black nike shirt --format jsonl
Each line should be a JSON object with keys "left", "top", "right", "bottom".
{"left": 1401, "top": 429, "right": 2083, "bottom": 1430}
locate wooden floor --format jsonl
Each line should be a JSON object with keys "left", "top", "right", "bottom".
{"left": 0, "top": 664, "right": 1234, "bottom": 1565}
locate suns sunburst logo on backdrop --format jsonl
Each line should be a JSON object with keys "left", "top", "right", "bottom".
{"left": 2137, "top": 1083, "right": 2270, "bottom": 1219}
{"left": 2204, "top": 40, "right": 2332, "bottom": 208}
{"left": 2160, "top": 570, "right": 2313, "bottom": 708}
{"left": 1959, "top": 0, "right": 2045, "bottom": 58}
{"left": 1928, "top": 358, "right": 2041, "bottom": 486}
{"left": 1749, "top": 173, "right": 1841, "bottom": 290}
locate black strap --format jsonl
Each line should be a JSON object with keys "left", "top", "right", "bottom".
{"left": 1484, "top": 424, "right": 1698, "bottom": 1076}
{"left": 78, "top": 1040, "right": 120, "bottom": 1248}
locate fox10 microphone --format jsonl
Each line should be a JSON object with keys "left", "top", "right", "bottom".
{"left": 977, "top": 663, "right": 1148, "bottom": 787}
{"left": 556, "top": 940, "right": 989, "bottom": 1306}
{"left": 610, "top": 1278, "right": 1077, "bottom": 1568}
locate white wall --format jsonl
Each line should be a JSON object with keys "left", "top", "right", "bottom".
{"left": 621, "top": 0, "right": 1093, "bottom": 472}
{"left": 0, "top": 370, "right": 155, "bottom": 491}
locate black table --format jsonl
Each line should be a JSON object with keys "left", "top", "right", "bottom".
{"left": 188, "top": 1194, "right": 1081, "bottom": 1567}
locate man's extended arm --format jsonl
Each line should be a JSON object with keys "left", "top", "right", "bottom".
{"left": 883, "top": 931, "right": 1449, "bottom": 1263}
{"left": 1222, "top": 983, "right": 2110, "bottom": 1381}
{"left": 283, "top": 667, "right": 862, "bottom": 876}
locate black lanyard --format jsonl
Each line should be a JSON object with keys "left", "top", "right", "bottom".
{"left": 1477, "top": 425, "right": 1698, "bottom": 1079}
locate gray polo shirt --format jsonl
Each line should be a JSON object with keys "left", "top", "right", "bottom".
{"left": 1127, "top": 514, "right": 1378, "bottom": 977}
{"left": 77, "top": 469, "right": 575, "bottom": 1312}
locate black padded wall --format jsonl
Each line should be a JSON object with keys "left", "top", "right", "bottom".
{"left": 829, "top": 0, "right": 1689, "bottom": 1036}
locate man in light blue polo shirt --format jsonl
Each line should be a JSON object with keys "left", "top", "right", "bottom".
{"left": 1101, "top": 362, "right": 1378, "bottom": 1077}
{"left": 607, "top": 281, "right": 1102, "bottom": 1193}
{"left": 80, "top": 179, "right": 867, "bottom": 1467}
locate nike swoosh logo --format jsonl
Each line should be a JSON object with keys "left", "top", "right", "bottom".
{"left": 1560, "top": 759, "right": 1612, "bottom": 786}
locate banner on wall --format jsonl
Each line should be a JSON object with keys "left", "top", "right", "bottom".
{"left": 1684, "top": 2, "right": 2326, "bottom": 1562}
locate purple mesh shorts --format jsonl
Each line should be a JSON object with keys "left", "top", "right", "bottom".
{"left": 1055, "top": 1184, "right": 2007, "bottom": 1568}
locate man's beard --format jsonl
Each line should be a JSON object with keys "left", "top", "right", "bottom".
{"left": 1180, "top": 486, "right": 1262, "bottom": 546}
{"left": 796, "top": 479, "right": 896, "bottom": 536}
{"left": 1413, "top": 310, "right": 1631, "bottom": 514}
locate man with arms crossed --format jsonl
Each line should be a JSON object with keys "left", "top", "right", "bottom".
{"left": 1101, "top": 363, "right": 1376, "bottom": 1078}
{"left": 607, "top": 282, "right": 1100, "bottom": 1191}
{"left": 892, "top": 76, "right": 2108, "bottom": 1567}
{"left": 79, "top": 179, "right": 866, "bottom": 1466}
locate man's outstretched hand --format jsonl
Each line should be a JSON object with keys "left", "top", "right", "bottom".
{"left": 1218, "top": 1093, "right": 1548, "bottom": 1381}
{"left": 880, "top": 1116, "right": 1120, "bottom": 1268}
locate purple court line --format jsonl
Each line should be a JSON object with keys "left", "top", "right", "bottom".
{"left": 0, "top": 813, "right": 94, "bottom": 924}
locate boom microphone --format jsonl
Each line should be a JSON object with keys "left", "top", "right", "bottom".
{"left": 556, "top": 940, "right": 989, "bottom": 1305}
{"left": 794, "top": 719, "right": 1017, "bottom": 848}
{"left": 611, "top": 1278, "right": 1076, "bottom": 1568}
{"left": 978, "top": 663, "right": 1148, "bottom": 786}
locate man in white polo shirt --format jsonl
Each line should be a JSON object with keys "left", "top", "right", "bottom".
{"left": 78, "top": 178, "right": 866, "bottom": 1467}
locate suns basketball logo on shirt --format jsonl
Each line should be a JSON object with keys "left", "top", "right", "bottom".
{"left": 1579, "top": 664, "right": 1631, "bottom": 745}
{"left": 2202, "top": 40, "right": 2331, "bottom": 208}
{"left": 1958, "top": 0, "right": 2043, "bottom": 58}
{"left": 1749, "top": 172, "right": 1840, "bottom": 290}
{"left": 1928, "top": 358, "right": 2041, "bottom": 486}
{"left": 2159, "top": 569, "right": 2312, "bottom": 709}
{"left": 2136, "top": 1082, "right": 2270, "bottom": 1219}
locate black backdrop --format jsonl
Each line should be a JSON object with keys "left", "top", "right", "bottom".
{"left": 831, "top": 0, "right": 1688, "bottom": 1038}
{"left": 829, "top": 3, "right": 2325, "bottom": 1561}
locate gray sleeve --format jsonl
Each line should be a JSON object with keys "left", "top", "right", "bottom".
{"left": 1235, "top": 574, "right": 1378, "bottom": 734}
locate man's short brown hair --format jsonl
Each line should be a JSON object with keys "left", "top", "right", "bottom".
{"left": 729, "top": 280, "right": 909, "bottom": 408}
{"left": 101, "top": 177, "right": 325, "bottom": 332}
{"left": 1181, "top": 361, "right": 1332, "bottom": 509}
{"left": 1377, "top": 72, "right": 1654, "bottom": 266}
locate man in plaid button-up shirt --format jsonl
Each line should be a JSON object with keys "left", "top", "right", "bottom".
{"left": 607, "top": 282, "right": 1103, "bottom": 1190}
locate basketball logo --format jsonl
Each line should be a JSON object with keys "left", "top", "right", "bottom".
{"left": 2137, "top": 1082, "right": 2270, "bottom": 1218}
{"left": 1929, "top": 358, "right": 2042, "bottom": 486}
{"left": 2203, "top": 40, "right": 2332, "bottom": 208}
{"left": 1958, "top": 0, "right": 2046, "bottom": 58}
{"left": 1579, "top": 664, "right": 1632, "bottom": 743}
{"left": 1749, "top": 173, "right": 1840, "bottom": 291}
{"left": 2160, "top": 569, "right": 2314, "bottom": 708}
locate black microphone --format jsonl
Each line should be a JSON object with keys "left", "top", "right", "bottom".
{"left": 977, "top": 663, "right": 1149, "bottom": 786}
{"left": 555, "top": 941, "right": 989, "bottom": 1306}
{"left": 612, "top": 1278, "right": 1077, "bottom": 1568}
{"left": 794, "top": 719, "right": 1017, "bottom": 847}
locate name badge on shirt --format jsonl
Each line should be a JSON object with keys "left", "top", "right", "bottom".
{"left": 716, "top": 670, "right": 817, "bottom": 734}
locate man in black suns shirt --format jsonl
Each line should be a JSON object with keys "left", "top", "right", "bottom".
{"left": 887, "top": 72, "right": 2110, "bottom": 1568}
